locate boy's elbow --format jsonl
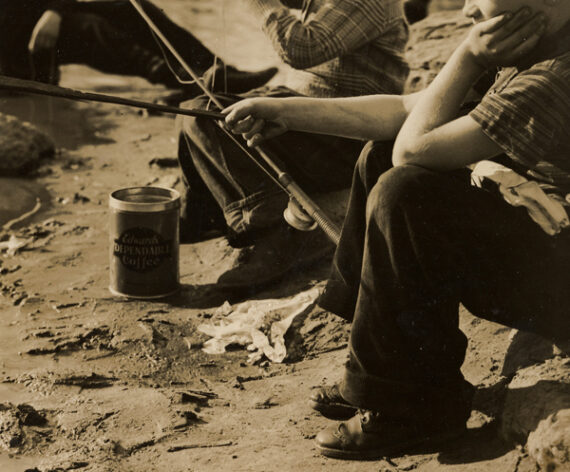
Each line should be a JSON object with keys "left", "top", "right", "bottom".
{"left": 279, "top": 50, "right": 320, "bottom": 69}
{"left": 276, "top": 29, "right": 331, "bottom": 69}
{"left": 282, "top": 56, "right": 308, "bottom": 70}
{"left": 392, "top": 140, "right": 423, "bottom": 167}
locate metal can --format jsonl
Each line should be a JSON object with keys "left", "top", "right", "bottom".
{"left": 109, "top": 186, "right": 180, "bottom": 298}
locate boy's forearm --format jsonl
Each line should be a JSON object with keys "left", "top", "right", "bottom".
{"left": 393, "top": 44, "right": 485, "bottom": 162}
{"left": 279, "top": 95, "right": 415, "bottom": 141}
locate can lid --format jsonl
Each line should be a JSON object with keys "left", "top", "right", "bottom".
{"left": 109, "top": 187, "right": 180, "bottom": 212}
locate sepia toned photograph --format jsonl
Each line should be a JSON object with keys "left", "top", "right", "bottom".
{"left": 0, "top": 0, "right": 568, "bottom": 471}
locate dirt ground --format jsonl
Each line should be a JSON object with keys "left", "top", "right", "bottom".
{"left": 0, "top": 1, "right": 545, "bottom": 471}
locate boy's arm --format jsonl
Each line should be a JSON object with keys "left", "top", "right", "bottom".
{"left": 248, "top": 0, "right": 390, "bottom": 69}
{"left": 224, "top": 93, "right": 422, "bottom": 146}
{"left": 393, "top": 9, "right": 547, "bottom": 170}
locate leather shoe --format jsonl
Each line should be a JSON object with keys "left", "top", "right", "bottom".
{"left": 316, "top": 410, "right": 467, "bottom": 460}
{"left": 309, "top": 384, "right": 356, "bottom": 420}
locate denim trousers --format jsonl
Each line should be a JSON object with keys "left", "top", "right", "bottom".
{"left": 178, "top": 88, "right": 364, "bottom": 237}
{"left": 5, "top": 0, "right": 215, "bottom": 83}
{"left": 319, "top": 141, "right": 570, "bottom": 422}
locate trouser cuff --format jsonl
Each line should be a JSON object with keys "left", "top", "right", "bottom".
{"left": 340, "top": 364, "right": 474, "bottom": 423}
{"left": 223, "top": 189, "right": 287, "bottom": 237}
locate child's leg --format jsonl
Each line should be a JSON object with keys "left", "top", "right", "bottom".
{"left": 339, "top": 164, "right": 570, "bottom": 421}
{"left": 66, "top": 0, "right": 216, "bottom": 75}
{"left": 319, "top": 140, "right": 394, "bottom": 321}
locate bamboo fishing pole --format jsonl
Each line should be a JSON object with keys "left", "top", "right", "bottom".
{"left": 0, "top": 75, "right": 225, "bottom": 121}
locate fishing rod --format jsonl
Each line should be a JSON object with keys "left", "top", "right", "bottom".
{"left": 0, "top": 75, "right": 225, "bottom": 121}
{"left": 128, "top": 0, "right": 341, "bottom": 245}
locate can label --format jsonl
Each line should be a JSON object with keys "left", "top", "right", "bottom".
{"left": 113, "top": 227, "right": 173, "bottom": 272}
{"left": 109, "top": 187, "right": 180, "bottom": 299}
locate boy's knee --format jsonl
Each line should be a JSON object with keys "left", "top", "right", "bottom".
{"left": 355, "top": 141, "right": 394, "bottom": 191}
{"left": 365, "top": 165, "right": 434, "bottom": 220}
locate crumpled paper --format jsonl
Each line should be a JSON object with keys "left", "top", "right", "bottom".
{"left": 198, "top": 286, "right": 321, "bottom": 363}
{"left": 471, "top": 160, "right": 570, "bottom": 236}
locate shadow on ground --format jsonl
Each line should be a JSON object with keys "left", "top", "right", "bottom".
{"left": 0, "top": 93, "right": 116, "bottom": 150}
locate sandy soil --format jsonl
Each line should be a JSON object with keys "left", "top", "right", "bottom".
{"left": 0, "top": 1, "right": 543, "bottom": 471}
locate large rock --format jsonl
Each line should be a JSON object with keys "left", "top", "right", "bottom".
{"left": 0, "top": 113, "right": 55, "bottom": 176}
{"left": 501, "top": 332, "right": 570, "bottom": 471}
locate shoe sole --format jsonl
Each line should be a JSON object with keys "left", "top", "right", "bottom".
{"left": 317, "top": 427, "right": 467, "bottom": 461}
{"left": 308, "top": 399, "right": 357, "bottom": 421}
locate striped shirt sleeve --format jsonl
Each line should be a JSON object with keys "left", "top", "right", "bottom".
{"left": 470, "top": 63, "right": 570, "bottom": 169}
{"left": 250, "top": 0, "right": 387, "bottom": 69}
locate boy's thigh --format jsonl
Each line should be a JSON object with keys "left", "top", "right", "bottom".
{"left": 452, "top": 190, "right": 570, "bottom": 341}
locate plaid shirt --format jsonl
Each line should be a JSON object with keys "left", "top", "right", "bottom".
{"left": 250, "top": 0, "right": 409, "bottom": 97}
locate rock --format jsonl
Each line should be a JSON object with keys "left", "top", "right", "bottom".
{"left": 0, "top": 403, "right": 47, "bottom": 450}
{"left": 0, "top": 407, "right": 23, "bottom": 449}
{"left": 0, "top": 113, "right": 55, "bottom": 176}
{"left": 500, "top": 333, "right": 570, "bottom": 471}
{"left": 528, "top": 409, "right": 570, "bottom": 472}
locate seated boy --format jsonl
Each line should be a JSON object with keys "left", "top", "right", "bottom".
{"left": 223, "top": 0, "right": 570, "bottom": 460}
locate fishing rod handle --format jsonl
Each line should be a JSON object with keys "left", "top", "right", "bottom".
{"left": 280, "top": 177, "right": 341, "bottom": 245}
{"left": 310, "top": 209, "right": 341, "bottom": 246}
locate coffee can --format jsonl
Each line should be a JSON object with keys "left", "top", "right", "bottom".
{"left": 109, "top": 186, "right": 180, "bottom": 298}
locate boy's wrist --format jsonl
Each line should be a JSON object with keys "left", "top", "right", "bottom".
{"left": 456, "top": 41, "right": 490, "bottom": 75}
{"left": 279, "top": 99, "right": 296, "bottom": 129}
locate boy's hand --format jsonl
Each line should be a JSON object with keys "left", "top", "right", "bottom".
{"left": 224, "top": 98, "right": 289, "bottom": 147}
{"left": 28, "top": 10, "right": 62, "bottom": 54}
{"left": 464, "top": 8, "right": 547, "bottom": 68}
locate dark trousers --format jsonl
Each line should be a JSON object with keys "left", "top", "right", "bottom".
{"left": 178, "top": 87, "right": 364, "bottom": 237}
{"left": 5, "top": 0, "right": 214, "bottom": 85}
{"left": 319, "top": 141, "right": 570, "bottom": 423}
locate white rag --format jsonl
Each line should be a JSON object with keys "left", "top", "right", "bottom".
{"left": 197, "top": 286, "right": 322, "bottom": 363}
{"left": 471, "top": 161, "right": 570, "bottom": 236}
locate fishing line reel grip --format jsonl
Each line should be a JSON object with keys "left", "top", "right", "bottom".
{"left": 283, "top": 198, "right": 318, "bottom": 232}
{"left": 277, "top": 172, "right": 341, "bottom": 245}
